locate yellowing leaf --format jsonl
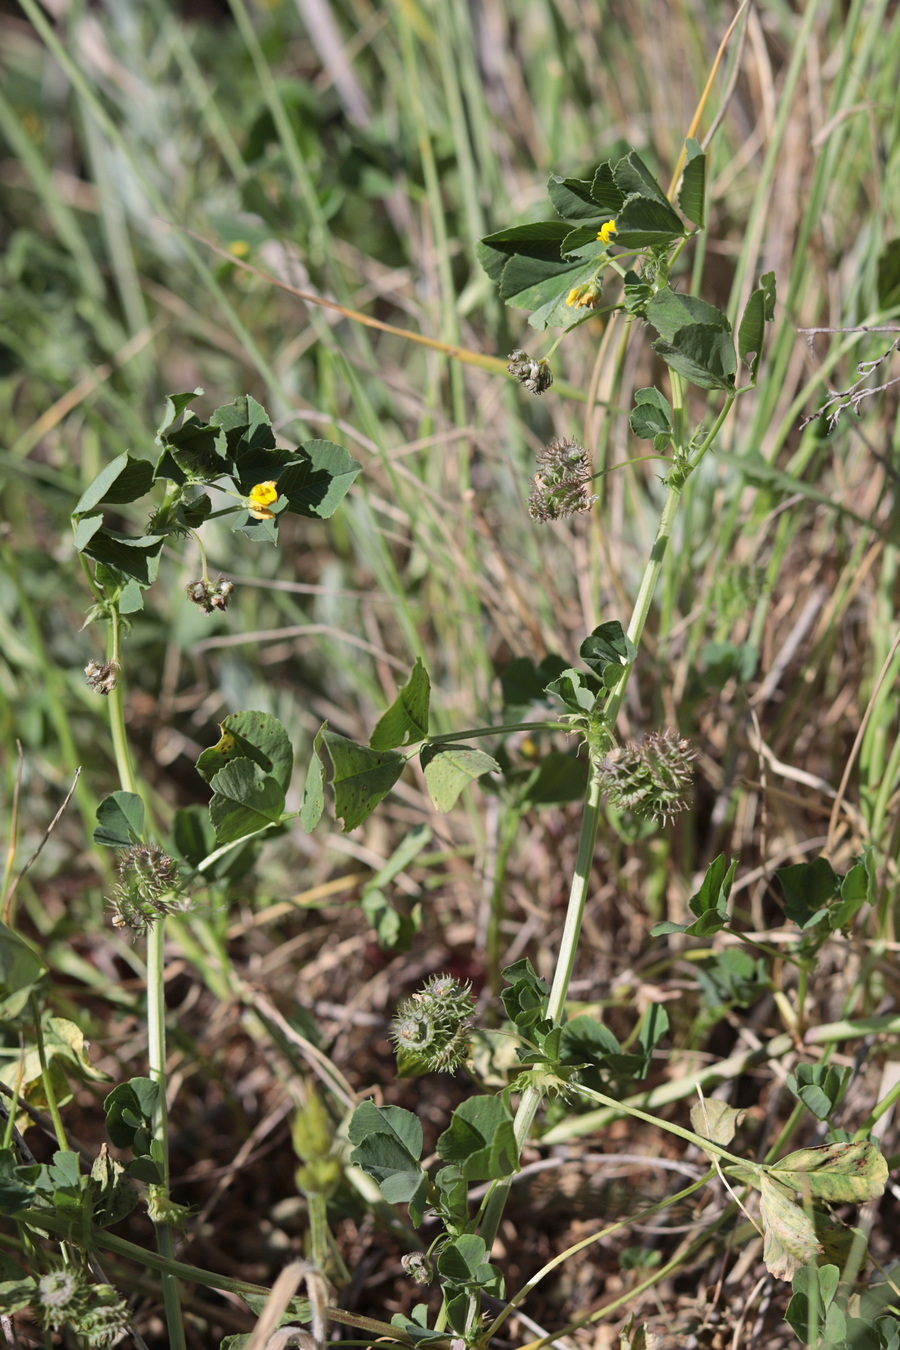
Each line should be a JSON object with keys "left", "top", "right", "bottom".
{"left": 690, "top": 1098, "right": 744, "bottom": 1147}
{"left": 770, "top": 1141, "right": 888, "bottom": 1203}
{"left": 759, "top": 1174, "right": 822, "bottom": 1282}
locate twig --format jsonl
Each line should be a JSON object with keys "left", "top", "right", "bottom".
{"left": 798, "top": 326, "right": 900, "bottom": 429}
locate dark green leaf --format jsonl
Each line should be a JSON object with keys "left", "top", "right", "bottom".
{"left": 420, "top": 744, "right": 500, "bottom": 812}
{"left": 545, "top": 667, "right": 600, "bottom": 714}
{"left": 477, "top": 223, "right": 604, "bottom": 330}
{"left": 652, "top": 324, "right": 737, "bottom": 391}
{"left": 126, "top": 1157, "right": 163, "bottom": 1184}
{"left": 629, "top": 387, "right": 673, "bottom": 441}
{"left": 436, "top": 1234, "right": 488, "bottom": 1282}
{"left": 92, "top": 791, "right": 145, "bottom": 848}
{"left": 211, "top": 394, "right": 276, "bottom": 456}
{"left": 513, "top": 751, "right": 589, "bottom": 806}
{"left": 300, "top": 723, "right": 327, "bottom": 832}
{"left": 689, "top": 852, "right": 738, "bottom": 922}
{"left": 322, "top": 731, "right": 404, "bottom": 831}
{"left": 678, "top": 139, "right": 706, "bottom": 226}
{"left": 196, "top": 711, "right": 294, "bottom": 791}
{"left": 208, "top": 760, "right": 286, "bottom": 843}
{"left": 547, "top": 175, "right": 606, "bottom": 222}
{"left": 170, "top": 805, "right": 257, "bottom": 883}
{"left": 370, "top": 658, "right": 431, "bottom": 749}
{"left": 156, "top": 410, "right": 229, "bottom": 479}
{"left": 590, "top": 161, "right": 625, "bottom": 214}
{"left": 348, "top": 1102, "right": 428, "bottom": 1223}
{"left": 103, "top": 1078, "right": 158, "bottom": 1151}
{"left": 348, "top": 1100, "right": 422, "bottom": 1155}
{"left": 646, "top": 287, "right": 731, "bottom": 343}
{"left": 560, "top": 1015, "right": 622, "bottom": 1061}
{"left": 275, "top": 440, "right": 362, "bottom": 520}
{"left": 776, "top": 857, "right": 840, "bottom": 929}
{"left": 478, "top": 221, "right": 574, "bottom": 284}
{"left": 637, "top": 1002, "right": 669, "bottom": 1057}
{"left": 500, "top": 958, "right": 550, "bottom": 1033}
{"left": 830, "top": 845, "right": 876, "bottom": 931}
{"left": 72, "top": 453, "right": 155, "bottom": 515}
{"left": 786, "top": 1063, "right": 851, "bottom": 1121}
{"left": 614, "top": 196, "right": 684, "bottom": 249}
{"left": 500, "top": 653, "right": 569, "bottom": 709}
{"left": 0, "top": 1150, "right": 36, "bottom": 1214}
{"left": 738, "top": 272, "right": 777, "bottom": 382}
{"left": 179, "top": 493, "right": 211, "bottom": 528}
{"left": 877, "top": 238, "right": 900, "bottom": 309}
{"left": 437, "top": 1097, "right": 518, "bottom": 1180}
{"left": 579, "top": 621, "right": 637, "bottom": 684}
{"left": 500, "top": 253, "right": 604, "bottom": 331}
{"left": 156, "top": 389, "right": 203, "bottom": 439}
{"left": 0, "top": 922, "right": 46, "bottom": 1020}
{"left": 79, "top": 530, "right": 164, "bottom": 585}
{"left": 390, "top": 1310, "right": 446, "bottom": 1345}
{"left": 612, "top": 151, "right": 670, "bottom": 207}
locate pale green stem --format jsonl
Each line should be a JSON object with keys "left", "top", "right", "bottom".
{"left": 305, "top": 1191, "right": 330, "bottom": 1274}
{"left": 106, "top": 610, "right": 135, "bottom": 795}
{"left": 477, "top": 768, "right": 603, "bottom": 1252}
{"left": 856, "top": 1072, "right": 900, "bottom": 1138}
{"left": 102, "top": 597, "right": 186, "bottom": 1347}
{"left": 603, "top": 479, "right": 684, "bottom": 729}
{"left": 571, "top": 1083, "right": 750, "bottom": 1167}
{"left": 146, "top": 920, "right": 187, "bottom": 1350}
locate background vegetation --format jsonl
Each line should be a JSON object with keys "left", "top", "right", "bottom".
{"left": 1, "top": 0, "right": 899, "bottom": 1346}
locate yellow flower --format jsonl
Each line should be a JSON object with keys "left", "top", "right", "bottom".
{"left": 228, "top": 240, "right": 250, "bottom": 258}
{"left": 247, "top": 480, "right": 279, "bottom": 520}
{"left": 565, "top": 283, "right": 601, "bottom": 310}
{"left": 597, "top": 220, "right": 617, "bottom": 245}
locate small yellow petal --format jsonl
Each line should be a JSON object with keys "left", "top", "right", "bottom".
{"left": 228, "top": 240, "right": 250, "bottom": 258}
{"left": 597, "top": 220, "right": 617, "bottom": 245}
{"left": 248, "top": 480, "right": 278, "bottom": 506}
{"left": 247, "top": 481, "right": 279, "bottom": 519}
